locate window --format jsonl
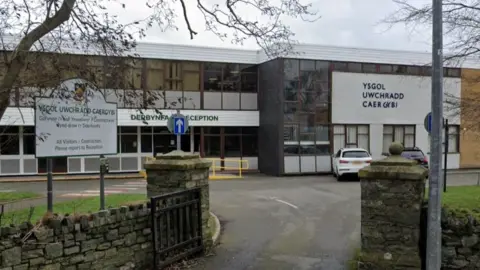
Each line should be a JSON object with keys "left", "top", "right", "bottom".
{"left": 444, "top": 125, "right": 459, "bottom": 153}
{"left": 140, "top": 127, "right": 153, "bottom": 153}
{"left": 239, "top": 64, "right": 257, "bottom": 92}
{"left": 241, "top": 127, "right": 258, "bottom": 156}
{"left": 118, "top": 127, "right": 138, "bottom": 153}
{"left": 284, "top": 124, "right": 330, "bottom": 155}
{"left": 153, "top": 127, "right": 174, "bottom": 155}
{"left": 382, "top": 125, "right": 415, "bottom": 153}
{"left": 183, "top": 62, "right": 200, "bottom": 91}
{"left": 204, "top": 127, "right": 220, "bottom": 157}
{"left": 333, "top": 125, "right": 369, "bottom": 151}
{"left": 104, "top": 57, "right": 124, "bottom": 89}
{"left": 146, "top": 59, "right": 165, "bottom": 90}
{"left": 124, "top": 59, "right": 143, "bottom": 90}
{"left": 362, "top": 64, "right": 376, "bottom": 73}
{"left": 23, "top": 126, "right": 35, "bottom": 155}
{"left": 0, "top": 126, "right": 19, "bottom": 155}
{"left": 204, "top": 136, "right": 220, "bottom": 156}
{"left": 224, "top": 127, "right": 241, "bottom": 157}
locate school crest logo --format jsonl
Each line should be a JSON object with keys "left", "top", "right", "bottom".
{"left": 73, "top": 83, "right": 86, "bottom": 104}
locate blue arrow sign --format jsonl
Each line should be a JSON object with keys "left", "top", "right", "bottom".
{"left": 173, "top": 117, "right": 185, "bottom": 135}
{"left": 424, "top": 112, "right": 445, "bottom": 134}
{"left": 425, "top": 112, "right": 432, "bottom": 133}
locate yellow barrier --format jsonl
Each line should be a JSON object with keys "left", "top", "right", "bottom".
{"left": 140, "top": 157, "right": 249, "bottom": 180}
{"left": 207, "top": 158, "right": 249, "bottom": 180}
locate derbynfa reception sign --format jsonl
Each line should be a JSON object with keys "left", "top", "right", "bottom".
{"left": 35, "top": 78, "right": 118, "bottom": 157}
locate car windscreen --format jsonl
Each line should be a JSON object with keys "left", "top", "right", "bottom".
{"left": 342, "top": 151, "right": 370, "bottom": 158}
{"left": 401, "top": 151, "right": 424, "bottom": 159}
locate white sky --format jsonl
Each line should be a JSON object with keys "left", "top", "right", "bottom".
{"left": 108, "top": 0, "right": 433, "bottom": 52}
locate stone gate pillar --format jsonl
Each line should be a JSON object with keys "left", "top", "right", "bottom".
{"left": 143, "top": 150, "right": 213, "bottom": 249}
{"left": 358, "top": 142, "right": 428, "bottom": 269}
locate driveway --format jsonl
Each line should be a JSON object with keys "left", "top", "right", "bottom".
{"left": 195, "top": 175, "right": 361, "bottom": 270}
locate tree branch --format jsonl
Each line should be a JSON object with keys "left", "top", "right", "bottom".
{"left": 0, "top": 0, "right": 77, "bottom": 120}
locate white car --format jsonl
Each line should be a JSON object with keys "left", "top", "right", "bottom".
{"left": 332, "top": 148, "right": 372, "bottom": 180}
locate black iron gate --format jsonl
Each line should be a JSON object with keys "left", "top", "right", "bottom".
{"left": 150, "top": 188, "right": 204, "bottom": 269}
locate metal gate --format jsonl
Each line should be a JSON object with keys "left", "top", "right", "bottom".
{"left": 150, "top": 188, "right": 204, "bottom": 269}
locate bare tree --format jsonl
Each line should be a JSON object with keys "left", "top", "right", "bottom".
{"left": 384, "top": 0, "right": 480, "bottom": 130}
{"left": 0, "top": 0, "right": 319, "bottom": 123}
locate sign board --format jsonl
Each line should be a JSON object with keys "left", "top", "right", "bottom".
{"left": 167, "top": 114, "right": 189, "bottom": 134}
{"left": 35, "top": 78, "right": 118, "bottom": 157}
{"left": 424, "top": 112, "right": 445, "bottom": 134}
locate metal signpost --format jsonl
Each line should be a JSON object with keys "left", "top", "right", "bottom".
{"left": 426, "top": 0, "right": 444, "bottom": 268}
{"left": 425, "top": 112, "right": 449, "bottom": 193}
{"left": 167, "top": 110, "right": 189, "bottom": 150}
{"left": 99, "top": 155, "right": 109, "bottom": 210}
{"left": 35, "top": 78, "right": 118, "bottom": 212}
{"left": 444, "top": 119, "right": 449, "bottom": 193}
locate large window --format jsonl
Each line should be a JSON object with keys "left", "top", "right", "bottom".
{"left": 0, "top": 126, "right": 19, "bottom": 155}
{"left": 283, "top": 59, "right": 331, "bottom": 156}
{"left": 118, "top": 127, "right": 138, "bottom": 153}
{"left": 23, "top": 126, "right": 35, "bottom": 155}
{"left": 382, "top": 125, "right": 415, "bottom": 153}
{"left": 224, "top": 127, "right": 241, "bottom": 157}
{"left": 284, "top": 124, "right": 330, "bottom": 155}
{"left": 153, "top": 127, "right": 174, "bottom": 154}
{"left": 241, "top": 127, "right": 258, "bottom": 156}
{"left": 140, "top": 127, "right": 153, "bottom": 153}
{"left": 444, "top": 125, "right": 460, "bottom": 153}
{"left": 203, "top": 63, "right": 258, "bottom": 92}
{"left": 204, "top": 127, "right": 220, "bottom": 156}
{"left": 334, "top": 125, "right": 369, "bottom": 151}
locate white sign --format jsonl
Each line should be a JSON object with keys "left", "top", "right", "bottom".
{"left": 35, "top": 79, "right": 118, "bottom": 157}
{"left": 331, "top": 72, "right": 461, "bottom": 124}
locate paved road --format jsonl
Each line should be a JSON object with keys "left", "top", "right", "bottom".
{"left": 194, "top": 175, "right": 361, "bottom": 270}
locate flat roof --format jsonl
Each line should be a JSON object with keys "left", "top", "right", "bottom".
{"left": 2, "top": 35, "right": 478, "bottom": 68}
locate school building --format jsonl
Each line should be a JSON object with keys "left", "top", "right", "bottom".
{"left": 1, "top": 39, "right": 480, "bottom": 176}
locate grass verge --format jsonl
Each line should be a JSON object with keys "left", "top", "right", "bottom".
{"left": 0, "top": 194, "right": 147, "bottom": 226}
{"left": 0, "top": 191, "right": 43, "bottom": 204}
{"left": 440, "top": 185, "right": 480, "bottom": 210}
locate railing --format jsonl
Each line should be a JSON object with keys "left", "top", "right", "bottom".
{"left": 150, "top": 188, "right": 204, "bottom": 269}
{"left": 140, "top": 157, "right": 250, "bottom": 180}
{"left": 207, "top": 158, "right": 250, "bottom": 180}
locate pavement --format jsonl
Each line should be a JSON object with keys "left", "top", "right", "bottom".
{"left": 2, "top": 171, "right": 480, "bottom": 269}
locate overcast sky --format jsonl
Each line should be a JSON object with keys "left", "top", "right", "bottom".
{"left": 109, "top": 0, "right": 433, "bottom": 52}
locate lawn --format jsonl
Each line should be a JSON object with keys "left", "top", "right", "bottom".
{"left": 424, "top": 185, "right": 480, "bottom": 210}
{"left": 0, "top": 194, "right": 147, "bottom": 226}
{"left": 0, "top": 191, "right": 43, "bottom": 204}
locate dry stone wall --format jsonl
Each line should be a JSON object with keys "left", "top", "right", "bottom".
{"left": 437, "top": 208, "right": 480, "bottom": 270}
{"left": 0, "top": 204, "right": 153, "bottom": 270}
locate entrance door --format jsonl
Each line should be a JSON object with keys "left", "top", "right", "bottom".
{"left": 37, "top": 157, "right": 68, "bottom": 173}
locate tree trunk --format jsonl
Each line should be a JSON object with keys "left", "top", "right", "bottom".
{"left": 0, "top": 0, "right": 77, "bottom": 121}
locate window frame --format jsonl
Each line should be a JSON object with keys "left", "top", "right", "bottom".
{"left": 443, "top": 124, "right": 460, "bottom": 153}
{"left": 382, "top": 125, "right": 416, "bottom": 154}
{"left": 333, "top": 124, "right": 370, "bottom": 152}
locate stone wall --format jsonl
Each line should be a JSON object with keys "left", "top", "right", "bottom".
{"left": 425, "top": 207, "right": 480, "bottom": 269}
{"left": 0, "top": 204, "right": 153, "bottom": 270}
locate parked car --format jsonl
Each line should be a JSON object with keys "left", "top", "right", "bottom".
{"left": 332, "top": 148, "right": 372, "bottom": 181}
{"left": 401, "top": 147, "right": 429, "bottom": 170}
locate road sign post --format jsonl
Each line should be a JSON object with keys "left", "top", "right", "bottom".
{"left": 167, "top": 110, "right": 189, "bottom": 151}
